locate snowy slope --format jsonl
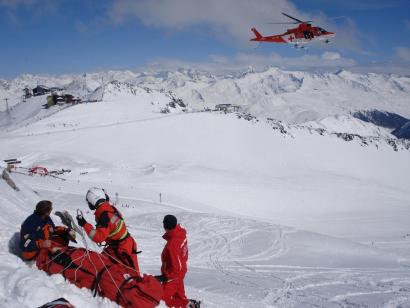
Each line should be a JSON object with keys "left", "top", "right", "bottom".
{"left": 0, "top": 71, "right": 140, "bottom": 111}
{"left": 0, "top": 96, "right": 74, "bottom": 131}
{"left": 0, "top": 68, "right": 410, "bottom": 307}
{"left": 0, "top": 81, "right": 183, "bottom": 133}
{"left": 2, "top": 106, "right": 410, "bottom": 239}
{"left": 303, "top": 114, "right": 394, "bottom": 138}
{"left": 2, "top": 174, "right": 410, "bottom": 308}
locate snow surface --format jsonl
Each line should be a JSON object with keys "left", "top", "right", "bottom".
{"left": 0, "top": 68, "right": 410, "bottom": 307}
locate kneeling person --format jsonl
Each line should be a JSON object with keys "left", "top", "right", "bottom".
{"left": 77, "top": 187, "right": 140, "bottom": 275}
{"left": 20, "top": 200, "right": 75, "bottom": 260}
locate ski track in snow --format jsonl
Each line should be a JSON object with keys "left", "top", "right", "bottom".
{"left": 2, "top": 176, "right": 409, "bottom": 308}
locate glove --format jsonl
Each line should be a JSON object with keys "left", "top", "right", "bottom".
{"left": 68, "top": 228, "right": 77, "bottom": 243}
{"left": 154, "top": 275, "right": 168, "bottom": 283}
{"left": 76, "top": 215, "right": 87, "bottom": 227}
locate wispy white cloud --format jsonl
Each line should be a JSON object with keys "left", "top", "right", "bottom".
{"left": 5, "top": 10, "right": 20, "bottom": 25}
{"left": 396, "top": 47, "right": 410, "bottom": 63}
{"left": 143, "top": 51, "right": 356, "bottom": 74}
{"left": 314, "top": 14, "right": 368, "bottom": 53}
{"left": 74, "top": 20, "right": 89, "bottom": 33}
{"left": 349, "top": 63, "right": 410, "bottom": 75}
{"left": 309, "top": 0, "right": 402, "bottom": 11}
{"left": 321, "top": 51, "right": 341, "bottom": 60}
{"left": 108, "top": 0, "right": 363, "bottom": 51}
{"left": 0, "top": 0, "right": 36, "bottom": 7}
{"left": 109, "top": 0, "right": 298, "bottom": 42}
{"left": 0, "top": 0, "right": 59, "bottom": 24}
{"left": 142, "top": 50, "right": 410, "bottom": 75}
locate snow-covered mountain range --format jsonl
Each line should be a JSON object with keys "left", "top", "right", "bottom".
{"left": 2, "top": 67, "right": 410, "bottom": 145}
{"left": 2, "top": 67, "right": 410, "bottom": 128}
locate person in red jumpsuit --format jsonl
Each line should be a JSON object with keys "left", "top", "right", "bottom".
{"left": 76, "top": 187, "right": 140, "bottom": 275}
{"left": 157, "top": 214, "right": 198, "bottom": 308}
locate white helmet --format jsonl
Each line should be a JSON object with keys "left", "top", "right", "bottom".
{"left": 86, "top": 187, "right": 108, "bottom": 210}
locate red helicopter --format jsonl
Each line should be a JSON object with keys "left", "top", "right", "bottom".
{"left": 251, "top": 13, "right": 335, "bottom": 48}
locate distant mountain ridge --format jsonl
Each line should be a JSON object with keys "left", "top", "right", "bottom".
{"left": 1, "top": 67, "right": 410, "bottom": 140}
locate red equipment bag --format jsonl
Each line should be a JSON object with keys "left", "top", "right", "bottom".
{"left": 36, "top": 246, "right": 162, "bottom": 308}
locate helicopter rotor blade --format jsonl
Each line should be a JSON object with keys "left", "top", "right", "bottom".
{"left": 281, "top": 12, "right": 312, "bottom": 24}
{"left": 282, "top": 12, "right": 304, "bottom": 23}
{"left": 268, "top": 22, "right": 299, "bottom": 24}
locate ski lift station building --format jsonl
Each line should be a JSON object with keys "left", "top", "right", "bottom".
{"left": 215, "top": 104, "right": 241, "bottom": 113}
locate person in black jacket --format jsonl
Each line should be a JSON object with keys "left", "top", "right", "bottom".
{"left": 20, "top": 200, "right": 56, "bottom": 260}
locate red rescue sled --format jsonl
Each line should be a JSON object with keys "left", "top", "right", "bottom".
{"left": 36, "top": 245, "right": 162, "bottom": 308}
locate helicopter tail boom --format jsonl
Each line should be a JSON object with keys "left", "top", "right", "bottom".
{"left": 251, "top": 27, "right": 263, "bottom": 40}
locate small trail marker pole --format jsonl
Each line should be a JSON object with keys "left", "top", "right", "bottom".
{"left": 5, "top": 98, "right": 9, "bottom": 113}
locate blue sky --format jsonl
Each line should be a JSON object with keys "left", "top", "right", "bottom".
{"left": 1, "top": 0, "right": 410, "bottom": 78}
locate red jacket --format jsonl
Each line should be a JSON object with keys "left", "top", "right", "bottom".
{"left": 84, "top": 202, "right": 128, "bottom": 244}
{"left": 161, "top": 224, "right": 188, "bottom": 280}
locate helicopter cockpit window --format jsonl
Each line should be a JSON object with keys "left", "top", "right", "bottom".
{"left": 318, "top": 28, "right": 327, "bottom": 33}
